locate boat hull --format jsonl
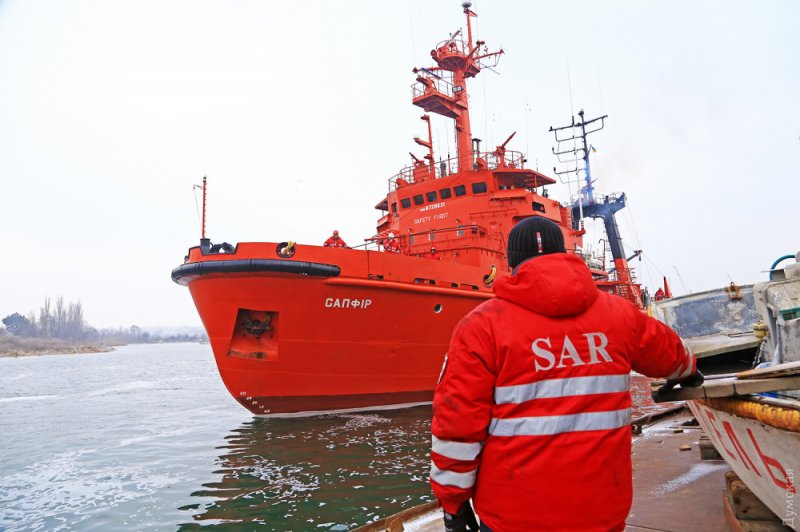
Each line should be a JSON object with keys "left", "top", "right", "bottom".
{"left": 689, "top": 399, "right": 799, "bottom": 530}
{"left": 185, "top": 258, "right": 492, "bottom": 415}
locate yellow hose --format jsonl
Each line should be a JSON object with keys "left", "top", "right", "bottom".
{"left": 483, "top": 265, "right": 497, "bottom": 286}
{"left": 698, "top": 397, "right": 800, "bottom": 432}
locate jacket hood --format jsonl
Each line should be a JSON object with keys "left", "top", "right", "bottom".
{"left": 493, "top": 253, "right": 598, "bottom": 317}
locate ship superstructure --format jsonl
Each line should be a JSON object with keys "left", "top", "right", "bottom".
{"left": 368, "top": 3, "right": 582, "bottom": 276}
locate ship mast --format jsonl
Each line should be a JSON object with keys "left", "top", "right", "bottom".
{"left": 549, "top": 112, "right": 642, "bottom": 308}
{"left": 201, "top": 175, "right": 207, "bottom": 240}
{"left": 411, "top": 2, "right": 503, "bottom": 173}
{"left": 194, "top": 176, "right": 208, "bottom": 240}
{"left": 549, "top": 109, "right": 607, "bottom": 219}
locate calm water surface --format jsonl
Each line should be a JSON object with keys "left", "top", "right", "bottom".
{"left": 0, "top": 343, "right": 662, "bottom": 531}
{"left": 0, "top": 344, "right": 431, "bottom": 531}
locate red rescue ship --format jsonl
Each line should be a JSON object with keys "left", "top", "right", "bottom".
{"left": 172, "top": 3, "right": 644, "bottom": 416}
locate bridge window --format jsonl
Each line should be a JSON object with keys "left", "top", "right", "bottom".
{"left": 532, "top": 201, "right": 546, "bottom": 213}
{"left": 426, "top": 191, "right": 438, "bottom": 202}
{"left": 401, "top": 198, "right": 411, "bottom": 209}
{"left": 440, "top": 188, "right": 452, "bottom": 199}
{"left": 454, "top": 185, "right": 467, "bottom": 197}
{"left": 391, "top": 202, "right": 397, "bottom": 213}
{"left": 413, "top": 194, "right": 424, "bottom": 206}
{"left": 472, "top": 182, "right": 487, "bottom": 194}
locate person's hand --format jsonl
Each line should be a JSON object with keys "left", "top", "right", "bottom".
{"left": 652, "top": 370, "right": 705, "bottom": 402}
{"left": 443, "top": 500, "right": 479, "bottom": 532}
{"left": 677, "top": 370, "right": 704, "bottom": 388}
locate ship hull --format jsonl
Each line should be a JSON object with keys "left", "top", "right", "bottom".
{"left": 179, "top": 246, "right": 493, "bottom": 415}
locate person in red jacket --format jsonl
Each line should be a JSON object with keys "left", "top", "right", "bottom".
{"left": 431, "top": 216, "right": 702, "bottom": 532}
{"left": 384, "top": 232, "right": 401, "bottom": 253}
{"left": 323, "top": 230, "right": 348, "bottom": 248}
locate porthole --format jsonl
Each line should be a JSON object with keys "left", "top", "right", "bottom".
{"left": 434, "top": 304, "right": 443, "bottom": 313}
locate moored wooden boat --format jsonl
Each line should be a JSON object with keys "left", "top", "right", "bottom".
{"left": 650, "top": 283, "right": 761, "bottom": 372}
{"left": 654, "top": 251, "right": 800, "bottom": 530}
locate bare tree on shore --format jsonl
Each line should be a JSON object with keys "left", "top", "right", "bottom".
{"left": 2, "top": 296, "right": 206, "bottom": 345}
{"left": 3, "top": 296, "right": 86, "bottom": 341}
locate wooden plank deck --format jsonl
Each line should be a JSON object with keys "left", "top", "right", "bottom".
{"left": 652, "top": 375, "right": 800, "bottom": 402}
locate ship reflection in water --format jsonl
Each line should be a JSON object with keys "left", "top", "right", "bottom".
{"left": 181, "top": 406, "right": 434, "bottom": 530}
{"left": 181, "top": 376, "right": 666, "bottom": 530}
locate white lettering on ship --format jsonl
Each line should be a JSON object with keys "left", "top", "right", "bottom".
{"left": 325, "top": 298, "right": 373, "bottom": 310}
{"left": 415, "top": 212, "right": 449, "bottom": 224}
{"left": 531, "top": 332, "right": 613, "bottom": 371}
{"left": 419, "top": 202, "right": 445, "bottom": 212}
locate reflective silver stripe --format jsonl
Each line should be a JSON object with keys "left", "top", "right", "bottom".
{"left": 432, "top": 435, "right": 482, "bottom": 461}
{"left": 494, "top": 374, "right": 630, "bottom": 404}
{"left": 489, "top": 408, "right": 631, "bottom": 437}
{"left": 668, "top": 363, "right": 693, "bottom": 380}
{"left": 668, "top": 343, "right": 696, "bottom": 380}
{"left": 430, "top": 461, "right": 477, "bottom": 489}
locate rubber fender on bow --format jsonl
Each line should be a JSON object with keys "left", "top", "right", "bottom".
{"left": 171, "top": 259, "right": 341, "bottom": 285}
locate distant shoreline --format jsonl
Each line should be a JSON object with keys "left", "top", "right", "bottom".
{"left": 0, "top": 337, "right": 116, "bottom": 358}
{"left": 0, "top": 337, "right": 209, "bottom": 358}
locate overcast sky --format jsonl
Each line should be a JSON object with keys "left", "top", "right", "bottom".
{"left": 1, "top": 0, "right": 798, "bottom": 329}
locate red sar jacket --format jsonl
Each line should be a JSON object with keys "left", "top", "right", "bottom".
{"left": 431, "top": 253, "right": 695, "bottom": 531}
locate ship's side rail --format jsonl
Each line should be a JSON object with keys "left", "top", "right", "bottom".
{"left": 394, "top": 223, "right": 503, "bottom": 256}
{"left": 570, "top": 191, "right": 626, "bottom": 208}
{"left": 363, "top": 223, "right": 624, "bottom": 272}
{"left": 388, "top": 150, "right": 527, "bottom": 192}
{"left": 409, "top": 39, "right": 469, "bottom": 100}
{"left": 351, "top": 223, "right": 506, "bottom": 274}
{"left": 411, "top": 71, "right": 455, "bottom": 100}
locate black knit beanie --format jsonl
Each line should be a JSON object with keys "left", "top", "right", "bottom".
{"left": 507, "top": 216, "right": 566, "bottom": 268}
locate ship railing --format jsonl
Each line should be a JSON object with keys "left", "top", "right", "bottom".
{"left": 411, "top": 74, "right": 455, "bottom": 100}
{"left": 570, "top": 191, "right": 625, "bottom": 207}
{"left": 434, "top": 38, "right": 469, "bottom": 57}
{"left": 357, "top": 223, "right": 493, "bottom": 255}
{"left": 598, "top": 267, "right": 639, "bottom": 285}
{"left": 483, "top": 150, "right": 526, "bottom": 169}
{"left": 388, "top": 150, "right": 528, "bottom": 192}
{"left": 403, "top": 224, "right": 505, "bottom": 257}
{"left": 350, "top": 239, "right": 384, "bottom": 252}
{"left": 409, "top": 38, "right": 469, "bottom": 100}
{"left": 406, "top": 223, "right": 484, "bottom": 241}
{"left": 572, "top": 249, "right": 607, "bottom": 272}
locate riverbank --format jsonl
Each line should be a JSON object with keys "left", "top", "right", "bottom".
{"left": 0, "top": 336, "right": 115, "bottom": 357}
